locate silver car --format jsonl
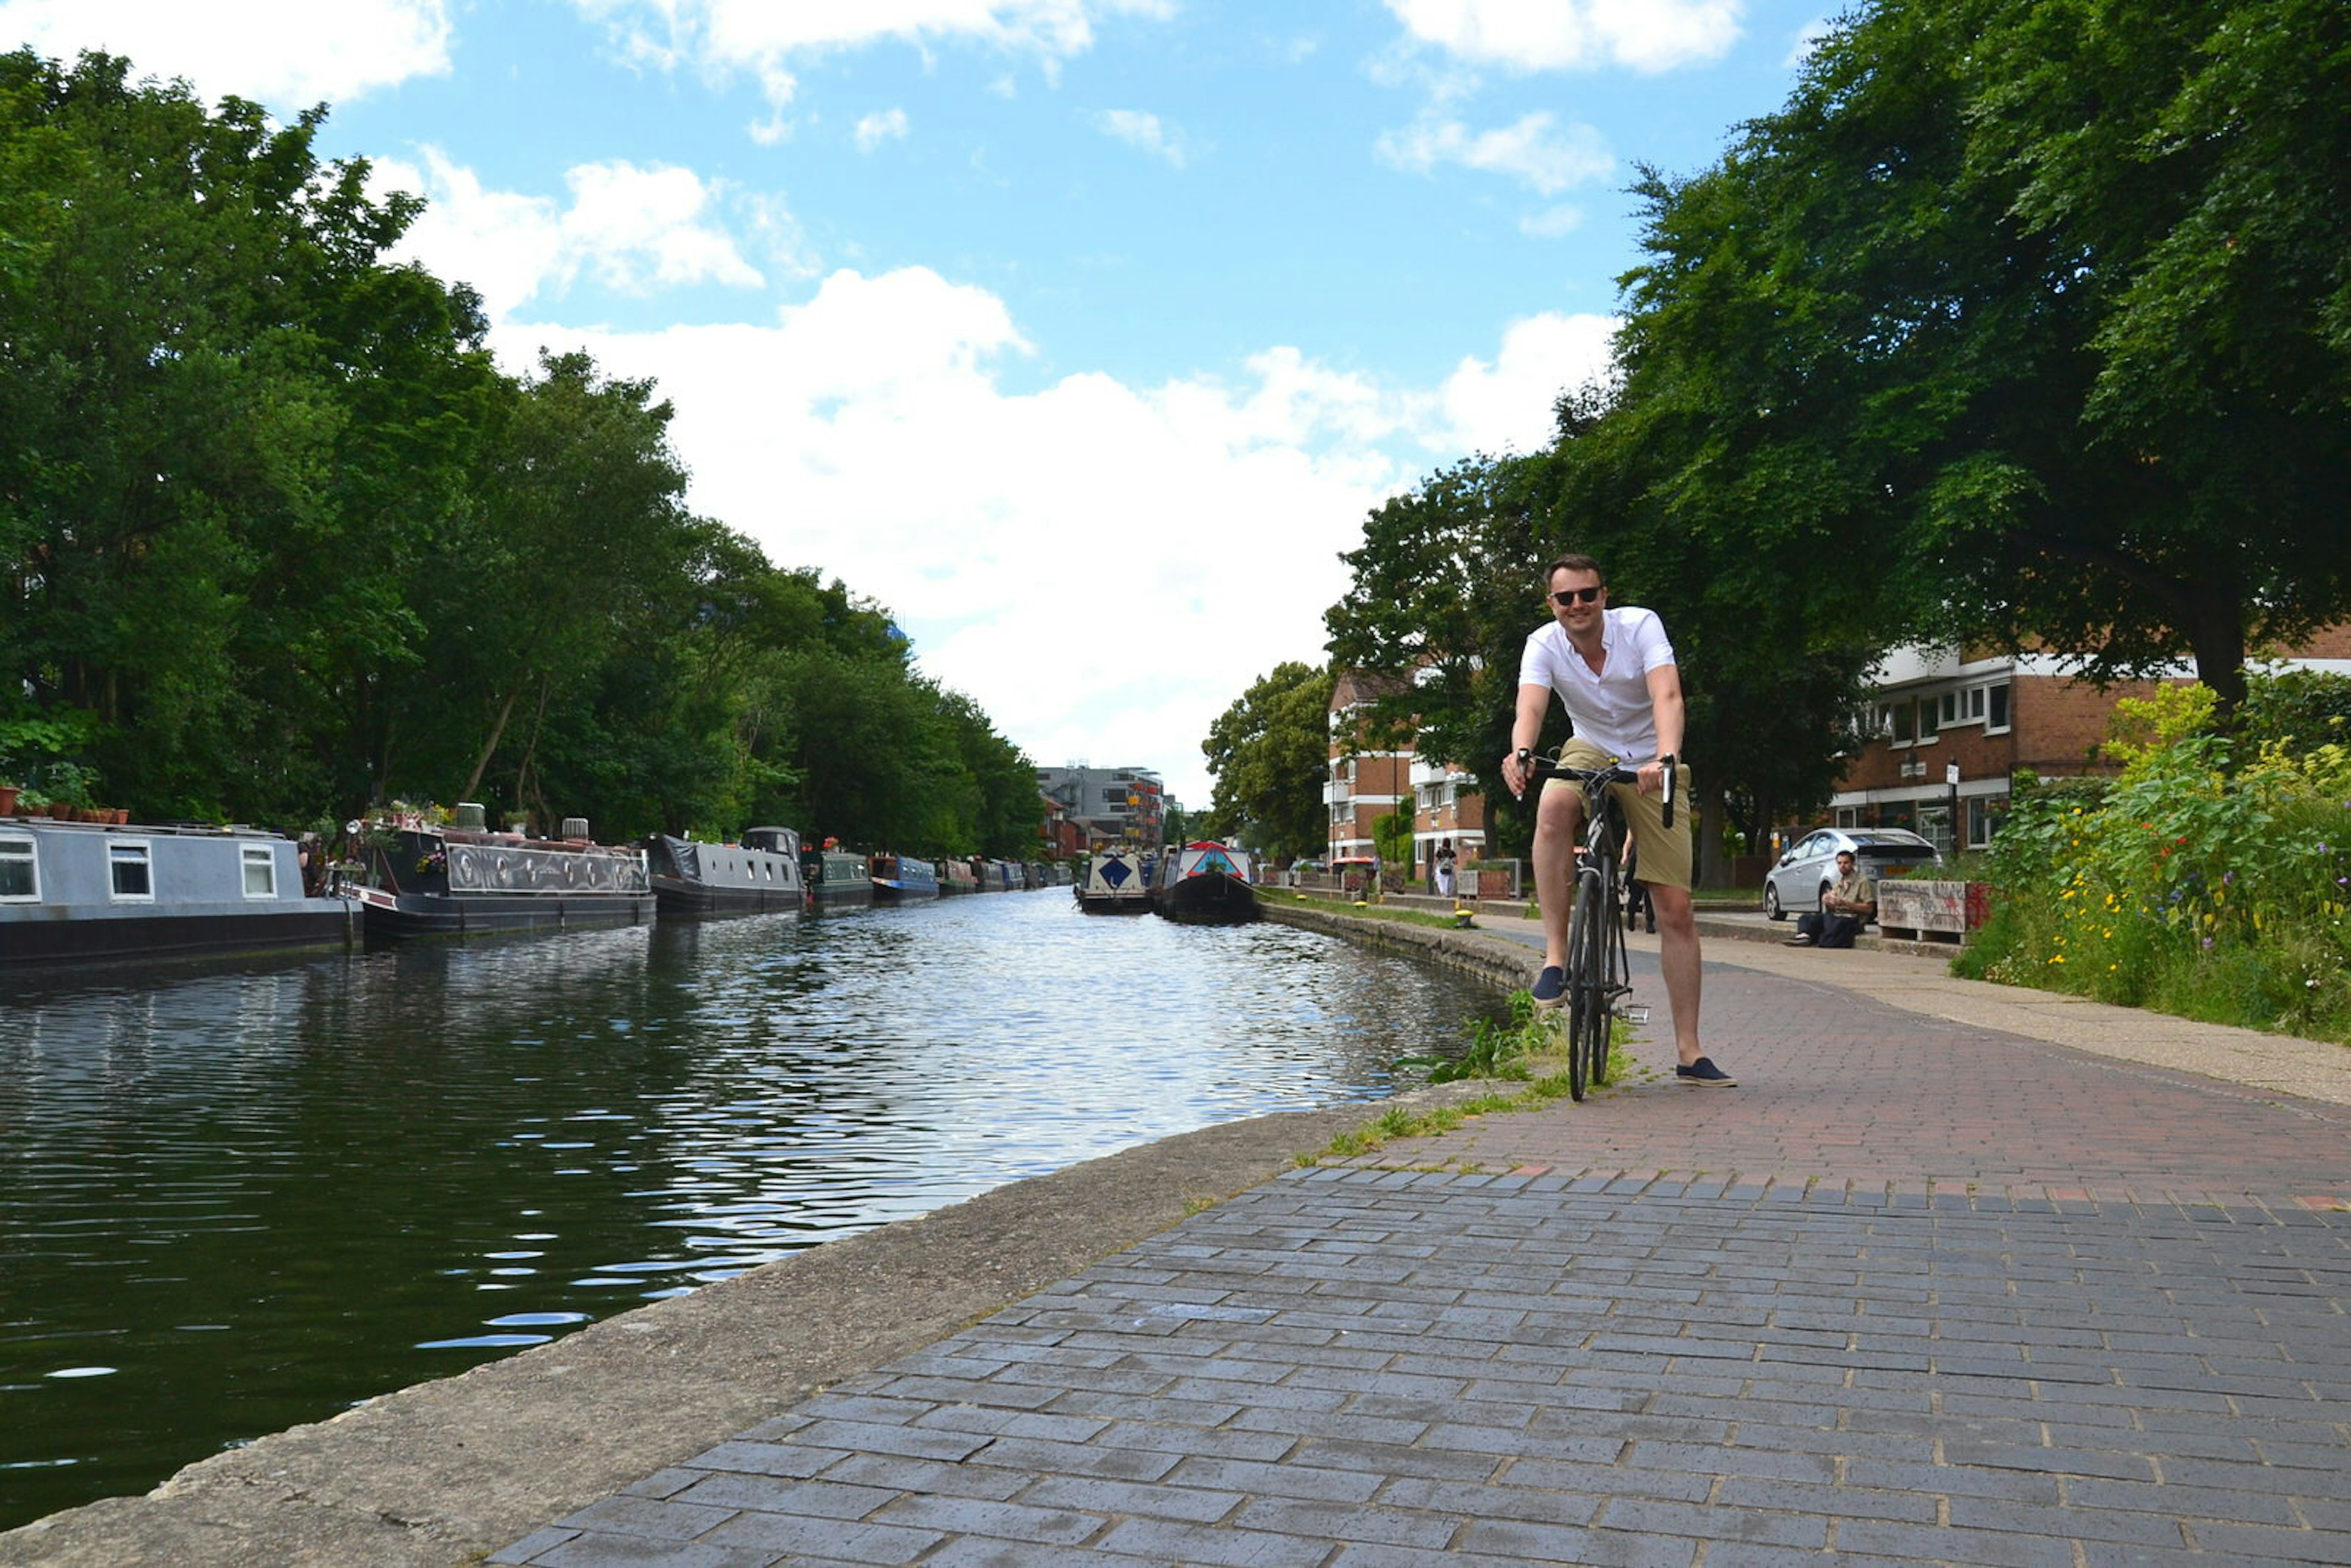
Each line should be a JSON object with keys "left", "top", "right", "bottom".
{"left": 1763, "top": 828, "right": 1941, "bottom": 921}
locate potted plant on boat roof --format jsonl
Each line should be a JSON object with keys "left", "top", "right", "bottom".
{"left": 37, "top": 760, "right": 97, "bottom": 822}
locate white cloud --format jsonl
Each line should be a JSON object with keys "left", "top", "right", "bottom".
{"left": 1384, "top": 0, "right": 1744, "bottom": 74}
{"left": 855, "top": 108, "right": 911, "bottom": 151}
{"left": 1377, "top": 110, "right": 1612, "bottom": 195}
{"left": 1518, "top": 204, "right": 1584, "bottom": 238}
{"left": 0, "top": 0, "right": 454, "bottom": 103}
{"left": 1437, "top": 311, "right": 1619, "bottom": 456}
{"left": 576, "top": 0, "right": 1177, "bottom": 123}
{"left": 377, "top": 152, "right": 768, "bottom": 317}
{"left": 512, "top": 271, "right": 1404, "bottom": 807}
{"left": 1092, "top": 108, "right": 1190, "bottom": 168}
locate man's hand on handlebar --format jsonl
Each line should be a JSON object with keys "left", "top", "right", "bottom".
{"left": 1509, "top": 749, "right": 1679, "bottom": 828}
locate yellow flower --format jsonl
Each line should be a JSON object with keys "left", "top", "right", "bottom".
{"left": 2050, "top": 955, "right": 2066, "bottom": 964}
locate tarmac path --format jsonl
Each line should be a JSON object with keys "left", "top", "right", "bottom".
{"left": 9, "top": 917, "right": 2348, "bottom": 1567}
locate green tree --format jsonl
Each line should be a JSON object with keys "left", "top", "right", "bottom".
{"left": 1202, "top": 661, "right": 1333, "bottom": 860}
{"left": 380, "top": 349, "right": 697, "bottom": 822}
{"left": 0, "top": 47, "right": 493, "bottom": 820}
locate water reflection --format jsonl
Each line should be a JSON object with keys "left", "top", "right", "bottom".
{"left": 0, "top": 893, "right": 1496, "bottom": 1527}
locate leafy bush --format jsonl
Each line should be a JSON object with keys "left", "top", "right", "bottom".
{"left": 1960, "top": 680, "right": 2351, "bottom": 1041}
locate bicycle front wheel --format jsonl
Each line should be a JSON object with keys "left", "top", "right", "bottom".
{"left": 1591, "top": 886, "right": 1627, "bottom": 1089}
{"left": 1566, "top": 870, "right": 1607, "bottom": 1101}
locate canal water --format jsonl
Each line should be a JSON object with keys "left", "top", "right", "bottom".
{"left": 0, "top": 891, "right": 1502, "bottom": 1530}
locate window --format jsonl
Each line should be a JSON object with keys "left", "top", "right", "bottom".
{"left": 1986, "top": 683, "right": 2011, "bottom": 733}
{"left": 241, "top": 845, "right": 277, "bottom": 899}
{"left": 0, "top": 836, "right": 36, "bottom": 901}
{"left": 1939, "top": 691, "right": 1959, "bottom": 727}
{"left": 110, "top": 841, "right": 153, "bottom": 901}
{"left": 1891, "top": 703, "right": 1914, "bottom": 745}
{"left": 1916, "top": 697, "right": 1940, "bottom": 743}
{"left": 1967, "top": 686, "right": 1986, "bottom": 721}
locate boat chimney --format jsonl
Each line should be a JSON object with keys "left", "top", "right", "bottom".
{"left": 455, "top": 802, "right": 487, "bottom": 830}
{"left": 561, "top": 817, "right": 591, "bottom": 841}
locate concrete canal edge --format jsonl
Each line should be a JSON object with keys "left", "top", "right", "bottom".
{"left": 1256, "top": 896, "right": 1537, "bottom": 993}
{"left": 0, "top": 912, "right": 1520, "bottom": 1568}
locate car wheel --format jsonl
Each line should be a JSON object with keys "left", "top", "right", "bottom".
{"left": 1764, "top": 882, "right": 1783, "bottom": 921}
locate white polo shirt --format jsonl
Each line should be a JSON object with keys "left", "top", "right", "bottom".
{"left": 1518, "top": 607, "right": 1677, "bottom": 761}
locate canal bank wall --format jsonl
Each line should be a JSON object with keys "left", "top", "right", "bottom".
{"left": 1254, "top": 898, "right": 1532, "bottom": 992}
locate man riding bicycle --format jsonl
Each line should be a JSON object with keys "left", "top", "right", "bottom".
{"left": 1498, "top": 553, "right": 1735, "bottom": 1087}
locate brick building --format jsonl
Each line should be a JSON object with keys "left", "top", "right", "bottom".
{"left": 1325, "top": 671, "right": 1487, "bottom": 882}
{"left": 1828, "top": 630, "right": 2351, "bottom": 855}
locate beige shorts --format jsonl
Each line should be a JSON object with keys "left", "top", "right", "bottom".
{"left": 1545, "top": 738, "right": 1693, "bottom": 890}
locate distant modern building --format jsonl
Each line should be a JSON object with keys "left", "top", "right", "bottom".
{"left": 1035, "top": 766, "right": 1165, "bottom": 851}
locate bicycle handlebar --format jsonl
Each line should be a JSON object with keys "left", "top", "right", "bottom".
{"left": 1517, "top": 749, "right": 1678, "bottom": 830}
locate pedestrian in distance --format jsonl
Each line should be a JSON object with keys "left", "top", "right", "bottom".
{"left": 1499, "top": 553, "right": 1733, "bottom": 1086}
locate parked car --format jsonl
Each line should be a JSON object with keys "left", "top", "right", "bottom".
{"left": 1763, "top": 828, "right": 1941, "bottom": 921}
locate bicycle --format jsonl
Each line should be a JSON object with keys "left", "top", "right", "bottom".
{"left": 1516, "top": 748, "right": 1677, "bottom": 1101}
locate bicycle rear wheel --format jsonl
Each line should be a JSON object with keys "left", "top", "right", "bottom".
{"left": 1566, "top": 870, "right": 1607, "bottom": 1101}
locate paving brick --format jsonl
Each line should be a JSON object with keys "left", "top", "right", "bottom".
{"left": 693, "top": 1509, "right": 943, "bottom": 1564}
{"left": 533, "top": 1538, "right": 781, "bottom": 1568}
{"left": 1092, "top": 1514, "right": 1340, "bottom": 1566}
{"left": 555, "top": 1495, "right": 738, "bottom": 1542}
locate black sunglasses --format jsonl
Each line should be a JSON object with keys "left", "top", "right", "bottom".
{"left": 1550, "top": 585, "right": 1603, "bottom": 606}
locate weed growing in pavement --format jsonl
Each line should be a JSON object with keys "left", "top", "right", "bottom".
{"left": 1397, "top": 989, "right": 1558, "bottom": 1082}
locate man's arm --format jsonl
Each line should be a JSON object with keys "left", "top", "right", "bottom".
{"left": 1501, "top": 681, "right": 1553, "bottom": 797}
{"left": 1639, "top": 662, "right": 1685, "bottom": 795}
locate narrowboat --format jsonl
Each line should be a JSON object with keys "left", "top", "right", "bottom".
{"left": 869, "top": 852, "right": 939, "bottom": 903}
{"left": 1153, "top": 841, "right": 1260, "bottom": 925}
{"left": 643, "top": 826, "right": 805, "bottom": 914}
{"left": 801, "top": 847, "right": 874, "bottom": 907}
{"left": 0, "top": 816, "right": 354, "bottom": 970}
{"left": 346, "top": 814, "right": 652, "bottom": 939}
{"left": 1076, "top": 849, "right": 1152, "bottom": 913}
{"left": 942, "top": 857, "right": 981, "bottom": 895}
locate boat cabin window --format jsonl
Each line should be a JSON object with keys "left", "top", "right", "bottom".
{"left": 109, "top": 840, "right": 154, "bottom": 901}
{"left": 242, "top": 844, "right": 278, "bottom": 898}
{"left": 0, "top": 835, "right": 36, "bottom": 901}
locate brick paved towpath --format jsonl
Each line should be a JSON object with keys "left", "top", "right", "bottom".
{"left": 482, "top": 926, "right": 2351, "bottom": 1568}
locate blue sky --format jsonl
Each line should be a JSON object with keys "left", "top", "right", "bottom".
{"left": 7, "top": 0, "right": 1831, "bottom": 808}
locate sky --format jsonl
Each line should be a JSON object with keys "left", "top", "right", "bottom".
{"left": 5, "top": 0, "right": 1832, "bottom": 810}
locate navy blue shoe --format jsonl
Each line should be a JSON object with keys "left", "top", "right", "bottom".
{"left": 1531, "top": 966, "right": 1565, "bottom": 1008}
{"left": 1676, "top": 1057, "right": 1736, "bottom": 1086}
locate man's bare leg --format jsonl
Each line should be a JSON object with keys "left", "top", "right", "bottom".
{"left": 1531, "top": 782, "right": 1584, "bottom": 977}
{"left": 1644, "top": 880, "right": 1704, "bottom": 1067}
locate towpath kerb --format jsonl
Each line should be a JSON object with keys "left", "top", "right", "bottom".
{"left": 4, "top": 909, "right": 2345, "bottom": 1567}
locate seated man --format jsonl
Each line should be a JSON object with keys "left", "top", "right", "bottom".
{"left": 1785, "top": 849, "right": 1875, "bottom": 948}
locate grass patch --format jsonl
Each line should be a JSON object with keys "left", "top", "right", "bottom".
{"left": 1258, "top": 887, "right": 1485, "bottom": 932}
